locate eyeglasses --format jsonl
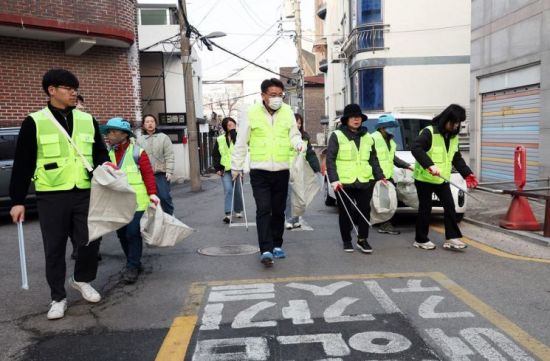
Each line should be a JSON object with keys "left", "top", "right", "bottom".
{"left": 56, "top": 85, "right": 78, "bottom": 93}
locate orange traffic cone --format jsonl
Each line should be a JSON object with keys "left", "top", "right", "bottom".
{"left": 499, "top": 195, "right": 541, "bottom": 231}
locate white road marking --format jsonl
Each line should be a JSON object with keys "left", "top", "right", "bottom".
{"left": 323, "top": 297, "right": 375, "bottom": 323}
{"left": 392, "top": 279, "right": 442, "bottom": 293}
{"left": 231, "top": 301, "right": 277, "bottom": 329}
{"left": 364, "top": 281, "right": 402, "bottom": 314}
{"left": 419, "top": 296, "right": 475, "bottom": 319}
{"left": 200, "top": 303, "right": 224, "bottom": 330}
{"left": 277, "top": 333, "right": 351, "bottom": 357}
{"left": 286, "top": 281, "right": 352, "bottom": 296}
{"left": 208, "top": 283, "right": 275, "bottom": 302}
{"left": 348, "top": 331, "right": 412, "bottom": 354}
{"left": 282, "top": 300, "right": 314, "bottom": 325}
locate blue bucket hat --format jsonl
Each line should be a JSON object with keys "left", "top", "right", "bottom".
{"left": 375, "top": 114, "right": 398, "bottom": 129}
{"left": 100, "top": 117, "right": 135, "bottom": 138}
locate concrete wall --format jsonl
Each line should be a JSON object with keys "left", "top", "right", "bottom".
{"left": 469, "top": 0, "right": 550, "bottom": 177}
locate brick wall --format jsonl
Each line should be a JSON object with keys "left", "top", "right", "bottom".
{"left": 0, "top": 0, "right": 135, "bottom": 34}
{"left": 0, "top": 36, "right": 140, "bottom": 126}
{"left": 304, "top": 85, "right": 326, "bottom": 144}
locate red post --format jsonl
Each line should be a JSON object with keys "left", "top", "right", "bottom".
{"left": 514, "top": 145, "right": 526, "bottom": 191}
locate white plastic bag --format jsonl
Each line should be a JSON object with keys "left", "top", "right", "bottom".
{"left": 88, "top": 165, "right": 136, "bottom": 243}
{"left": 370, "top": 180, "right": 398, "bottom": 225}
{"left": 394, "top": 168, "right": 419, "bottom": 209}
{"left": 140, "top": 205, "right": 194, "bottom": 247}
{"left": 289, "top": 154, "right": 322, "bottom": 217}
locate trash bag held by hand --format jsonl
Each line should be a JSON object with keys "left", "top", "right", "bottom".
{"left": 140, "top": 205, "right": 194, "bottom": 247}
{"left": 370, "top": 180, "right": 398, "bottom": 225}
{"left": 289, "top": 155, "right": 321, "bottom": 217}
{"left": 394, "top": 168, "right": 419, "bottom": 209}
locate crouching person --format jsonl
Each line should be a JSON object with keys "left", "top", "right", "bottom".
{"left": 326, "top": 104, "right": 385, "bottom": 254}
{"left": 101, "top": 118, "right": 159, "bottom": 284}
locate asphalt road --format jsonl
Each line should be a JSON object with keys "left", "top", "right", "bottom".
{"left": 1, "top": 177, "right": 549, "bottom": 360}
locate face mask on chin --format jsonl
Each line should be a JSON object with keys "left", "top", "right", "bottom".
{"left": 268, "top": 97, "right": 283, "bottom": 111}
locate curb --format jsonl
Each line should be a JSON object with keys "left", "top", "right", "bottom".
{"left": 463, "top": 217, "right": 550, "bottom": 248}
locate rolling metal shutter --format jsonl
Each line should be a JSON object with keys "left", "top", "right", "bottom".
{"left": 480, "top": 84, "right": 540, "bottom": 182}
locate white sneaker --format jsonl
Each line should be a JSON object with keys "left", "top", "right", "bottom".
{"left": 69, "top": 276, "right": 101, "bottom": 303}
{"left": 443, "top": 238, "right": 467, "bottom": 250}
{"left": 47, "top": 299, "right": 67, "bottom": 320}
{"left": 235, "top": 212, "right": 243, "bottom": 218}
{"left": 292, "top": 222, "right": 302, "bottom": 229}
{"left": 285, "top": 222, "right": 293, "bottom": 230}
{"left": 413, "top": 241, "right": 436, "bottom": 250}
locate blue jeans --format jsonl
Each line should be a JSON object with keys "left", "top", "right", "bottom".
{"left": 222, "top": 172, "right": 243, "bottom": 214}
{"left": 285, "top": 184, "right": 299, "bottom": 223}
{"left": 117, "top": 211, "right": 144, "bottom": 270}
{"left": 155, "top": 173, "right": 174, "bottom": 215}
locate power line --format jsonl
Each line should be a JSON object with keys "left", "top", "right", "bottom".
{"left": 202, "top": 91, "right": 260, "bottom": 107}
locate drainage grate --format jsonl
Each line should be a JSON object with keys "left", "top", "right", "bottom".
{"left": 197, "top": 244, "right": 259, "bottom": 256}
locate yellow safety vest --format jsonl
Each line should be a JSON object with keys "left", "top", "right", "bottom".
{"left": 372, "top": 131, "right": 396, "bottom": 179}
{"left": 110, "top": 144, "right": 150, "bottom": 211}
{"left": 31, "top": 107, "right": 95, "bottom": 192}
{"left": 414, "top": 126, "right": 458, "bottom": 184}
{"left": 248, "top": 103, "right": 293, "bottom": 163}
{"left": 217, "top": 134, "right": 234, "bottom": 171}
{"left": 335, "top": 130, "right": 374, "bottom": 184}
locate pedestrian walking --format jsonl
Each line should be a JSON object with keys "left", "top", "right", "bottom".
{"left": 326, "top": 104, "right": 385, "bottom": 254}
{"left": 137, "top": 114, "right": 175, "bottom": 215}
{"left": 101, "top": 118, "right": 159, "bottom": 284}
{"left": 212, "top": 117, "right": 243, "bottom": 223}
{"left": 371, "top": 114, "right": 413, "bottom": 235}
{"left": 231, "top": 78, "right": 304, "bottom": 267}
{"left": 411, "top": 104, "right": 479, "bottom": 250}
{"left": 285, "top": 113, "right": 320, "bottom": 229}
{"left": 9, "top": 68, "right": 109, "bottom": 320}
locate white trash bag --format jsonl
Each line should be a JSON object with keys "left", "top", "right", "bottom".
{"left": 370, "top": 180, "right": 398, "bottom": 225}
{"left": 289, "top": 155, "right": 322, "bottom": 217}
{"left": 394, "top": 168, "right": 419, "bottom": 209}
{"left": 140, "top": 205, "right": 194, "bottom": 247}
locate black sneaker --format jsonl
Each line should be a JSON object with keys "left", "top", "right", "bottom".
{"left": 377, "top": 222, "right": 400, "bottom": 235}
{"left": 223, "top": 215, "right": 230, "bottom": 224}
{"left": 122, "top": 267, "right": 139, "bottom": 284}
{"left": 357, "top": 238, "right": 373, "bottom": 254}
{"left": 343, "top": 242, "right": 354, "bottom": 252}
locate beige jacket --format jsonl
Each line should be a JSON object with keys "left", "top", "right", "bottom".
{"left": 137, "top": 132, "right": 175, "bottom": 175}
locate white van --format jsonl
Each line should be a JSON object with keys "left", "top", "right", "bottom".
{"left": 321, "top": 113, "right": 468, "bottom": 221}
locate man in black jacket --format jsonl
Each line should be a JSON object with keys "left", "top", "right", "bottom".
{"left": 10, "top": 69, "right": 110, "bottom": 320}
{"left": 326, "top": 104, "right": 385, "bottom": 254}
{"left": 411, "top": 104, "right": 478, "bottom": 251}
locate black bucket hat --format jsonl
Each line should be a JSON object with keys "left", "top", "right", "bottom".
{"left": 340, "top": 104, "right": 367, "bottom": 123}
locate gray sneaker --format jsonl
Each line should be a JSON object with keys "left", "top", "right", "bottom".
{"left": 413, "top": 241, "right": 436, "bottom": 250}
{"left": 377, "top": 222, "right": 400, "bottom": 235}
{"left": 443, "top": 238, "right": 467, "bottom": 250}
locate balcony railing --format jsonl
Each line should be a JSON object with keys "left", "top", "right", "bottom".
{"left": 342, "top": 24, "right": 389, "bottom": 58}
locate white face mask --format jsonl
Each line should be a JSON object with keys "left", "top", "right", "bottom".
{"left": 268, "top": 97, "right": 283, "bottom": 110}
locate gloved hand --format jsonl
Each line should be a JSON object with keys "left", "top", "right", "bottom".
{"left": 428, "top": 165, "right": 441, "bottom": 177}
{"left": 149, "top": 194, "right": 160, "bottom": 208}
{"left": 231, "top": 170, "right": 242, "bottom": 181}
{"left": 166, "top": 173, "right": 172, "bottom": 182}
{"left": 465, "top": 174, "right": 479, "bottom": 189}
{"left": 103, "top": 161, "right": 118, "bottom": 170}
{"left": 331, "top": 181, "right": 343, "bottom": 192}
{"left": 380, "top": 178, "right": 389, "bottom": 185}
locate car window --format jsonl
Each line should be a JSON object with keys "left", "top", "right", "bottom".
{"left": 362, "top": 118, "right": 432, "bottom": 151}
{"left": 0, "top": 134, "right": 18, "bottom": 161}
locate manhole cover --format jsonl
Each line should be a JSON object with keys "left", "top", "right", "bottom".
{"left": 198, "top": 244, "right": 259, "bottom": 256}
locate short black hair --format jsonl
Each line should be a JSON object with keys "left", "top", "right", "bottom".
{"left": 261, "top": 78, "right": 284, "bottom": 93}
{"left": 76, "top": 94, "right": 84, "bottom": 103}
{"left": 221, "top": 117, "right": 236, "bottom": 132}
{"left": 42, "top": 69, "right": 79, "bottom": 96}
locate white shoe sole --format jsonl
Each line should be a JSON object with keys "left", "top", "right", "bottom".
{"left": 413, "top": 242, "right": 436, "bottom": 250}
{"left": 357, "top": 245, "right": 373, "bottom": 254}
{"left": 443, "top": 243, "right": 467, "bottom": 250}
{"left": 344, "top": 248, "right": 354, "bottom": 253}
{"left": 70, "top": 279, "right": 101, "bottom": 303}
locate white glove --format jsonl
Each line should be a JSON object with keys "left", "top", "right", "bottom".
{"left": 165, "top": 173, "right": 172, "bottom": 182}
{"left": 231, "top": 170, "right": 242, "bottom": 181}
{"left": 149, "top": 194, "right": 160, "bottom": 208}
{"left": 428, "top": 165, "right": 441, "bottom": 177}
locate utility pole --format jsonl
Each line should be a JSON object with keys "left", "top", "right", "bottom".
{"left": 178, "top": 0, "right": 201, "bottom": 192}
{"left": 293, "top": 0, "right": 305, "bottom": 121}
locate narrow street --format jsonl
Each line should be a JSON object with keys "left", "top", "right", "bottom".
{"left": 1, "top": 178, "right": 549, "bottom": 360}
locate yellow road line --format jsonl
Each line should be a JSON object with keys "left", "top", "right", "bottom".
{"left": 431, "top": 225, "right": 550, "bottom": 264}
{"left": 430, "top": 272, "right": 550, "bottom": 359}
{"left": 155, "top": 315, "right": 198, "bottom": 361}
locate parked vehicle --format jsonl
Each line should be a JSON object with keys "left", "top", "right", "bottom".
{"left": 320, "top": 113, "right": 467, "bottom": 221}
{"left": 0, "top": 127, "right": 36, "bottom": 215}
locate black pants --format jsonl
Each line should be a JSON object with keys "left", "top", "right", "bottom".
{"left": 250, "top": 169, "right": 289, "bottom": 254}
{"left": 336, "top": 183, "right": 375, "bottom": 243}
{"left": 415, "top": 180, "right": 462, "bottom": 242}
{"left": 36, "top": 190, "right": 100, "bottom": 301}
